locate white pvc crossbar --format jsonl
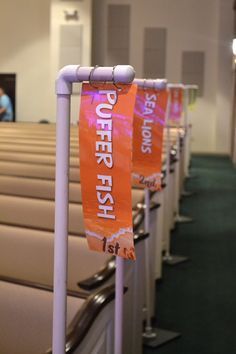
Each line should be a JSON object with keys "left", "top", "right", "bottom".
{"left": 167, "top": 83, "right": 185, "bottom": 89}
{"left": 56, "top": 65, "right": 135, "bottom": 95}
{"left": 185, "top": 84, "right": 199, "bottom": 90}
{"left": 53, "top": 65, "right": 135, "bottom": 354}
{"left": 134, "top": 78, "right": 167, "bottom": 90}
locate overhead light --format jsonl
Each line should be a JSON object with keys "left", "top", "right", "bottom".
{"left": 232, "top": 38, "right": 236, "bottom": 56}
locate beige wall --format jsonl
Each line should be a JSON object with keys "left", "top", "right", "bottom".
{"left": 94, "top": 0, "right": 234, "bottom": 154}
{"left": 0, "top": 0, "right": 234, "bottom": 154}
{"left": 0, "top": 0, "right": 53, "bottom": 122}
{"left": 0, "top": 0, "right": 92, "bottom": 123}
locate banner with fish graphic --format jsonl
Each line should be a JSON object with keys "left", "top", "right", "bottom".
{"left": 132, "top": 87, "right": 169, "bottom": 191}
{"left": 79, "top": 83, "right": 137, "bottom": 260}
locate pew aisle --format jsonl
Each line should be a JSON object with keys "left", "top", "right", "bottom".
{"left": 145, "top": 155, "right": 236, "bottom": 354}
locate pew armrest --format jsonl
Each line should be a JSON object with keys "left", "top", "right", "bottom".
{"left": 170, "top": 156, "right": 179, "bottom": 164}
{"left": 78, "top": 258, "right": 116, "bottom": 291}
{"left": 150, "top": 202, "right": 161, "bottom": 211}
{"left": 46, "top": 285, "right": 128, "bottom": 354}
{"left": 78, "top": 231, "right": 149, "bottom": 291}
{"left": 133, "top": 200, "right": 161, "bottom": 230}
{"left": 134, "top": 231, "right": 149, "bottom": 244}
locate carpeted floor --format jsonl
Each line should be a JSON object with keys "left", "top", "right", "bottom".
{"left": 144, "top": 155, "right": 236, "bottom": 354}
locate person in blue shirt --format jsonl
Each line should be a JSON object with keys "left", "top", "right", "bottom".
{"left": 0, "top": 87, "right": 13, "bottom": 122}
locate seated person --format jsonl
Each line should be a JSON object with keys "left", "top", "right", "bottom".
{"left": 0, "top": 87, "right": 13, "bottom": 122}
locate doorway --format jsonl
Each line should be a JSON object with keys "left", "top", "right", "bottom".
{"left": 0, "top": 73, "right": 16, "bottom": 122}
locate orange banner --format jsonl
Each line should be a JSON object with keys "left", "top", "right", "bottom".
{"left": 132, "top": 87, "right": 169, "bottom": 191}
{"left": 79, "top": 83, "right": 138, "bottom": 260}
{"left": 169, "top": 87, "right": 183, "bottom": 121}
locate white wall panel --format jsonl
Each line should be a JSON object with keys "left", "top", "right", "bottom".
{"left": 51, "top": 0, "right": 92, "bottom": 123}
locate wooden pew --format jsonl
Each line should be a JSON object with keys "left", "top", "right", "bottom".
{"left": 0, "top": 189, "right": 146, "bottom": 354}
{"left": 0, "top": 122, "right": 187, "bottom": 353}
{"left": 0, "top": 125, "right": 179, "bottom": 270}
{"left": 0, "top": 175, "right": 144, "bottom": 206}
{"left": 0, "top": 125, "right": 179, "bottom": 282}
{"left": 0, "top": 123, "right": 182, "bottom": 324}
{"left": 0, "top": 216, "right": 146, "bottom": 354}
{"left": 0, "top": 276, "right": 118, "bottom": 354}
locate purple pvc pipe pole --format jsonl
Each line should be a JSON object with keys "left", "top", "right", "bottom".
{"left": 114, "top": 256, "right": 124, "bottom": 354}
{"left": 52, "top": 65, "right": 135, "bottom": 354}
{"left": 164, "top": 94, "right": 171, "bottom": 257}
{"left": 143, "top": 188, "right": 153, "bottom": 333}
{"left": 52, "top": 94, "right": 70, "bottom": 354}
{"left": 183, "top": 88, "right": 190, "bottom": 177}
